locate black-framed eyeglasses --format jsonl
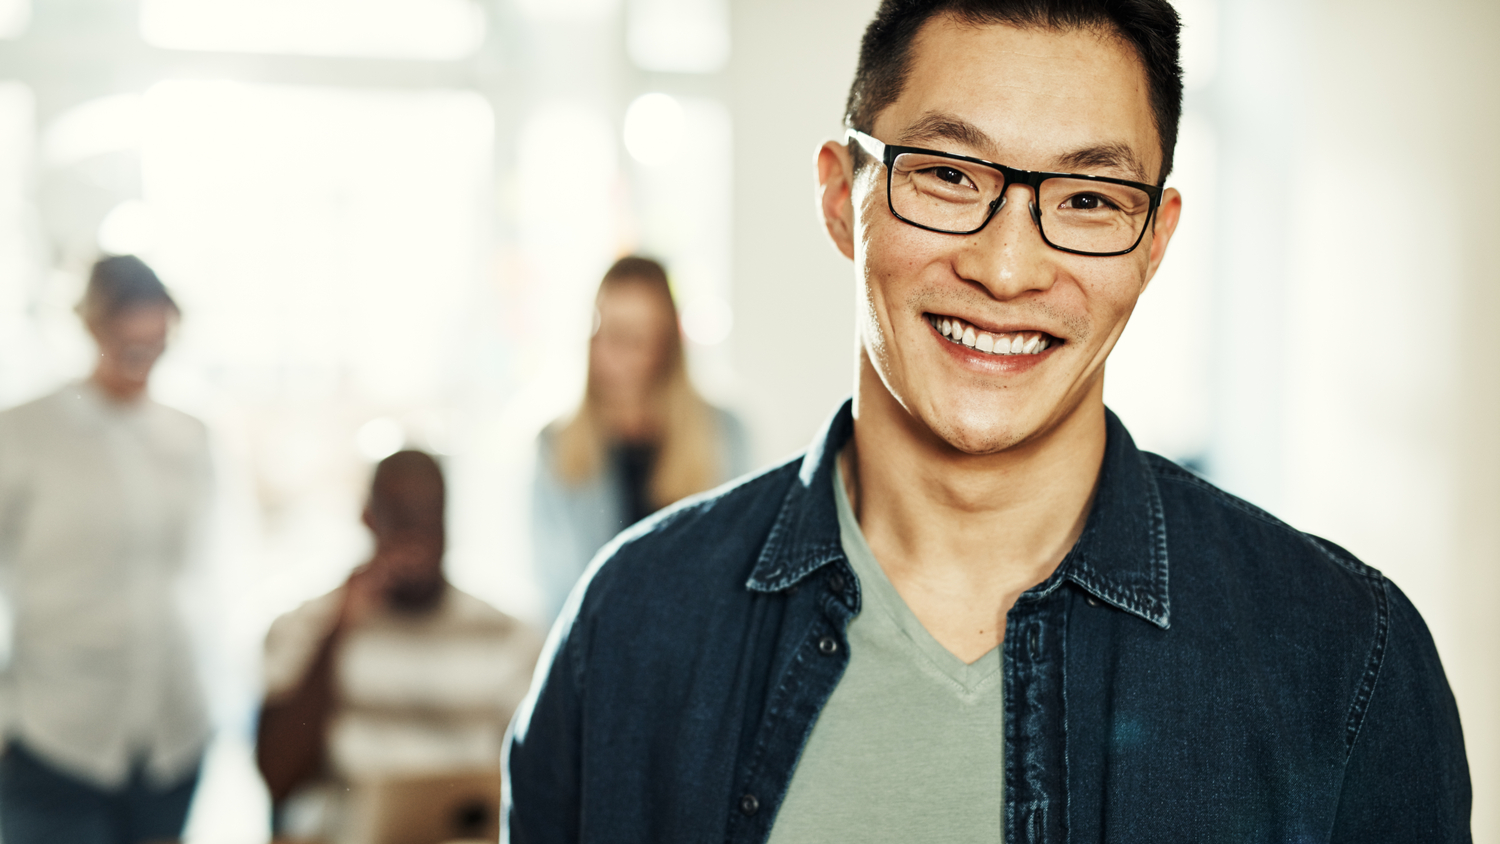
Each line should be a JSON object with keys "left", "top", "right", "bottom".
{"left": 845, "top": 129, "right": 1163, "bottom": 257}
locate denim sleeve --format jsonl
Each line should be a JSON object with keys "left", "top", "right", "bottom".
{"left": 503, "top": 603, "right": 585, "bottom": 844}
{"left": 1330, "top": 579, "right": 1471, "bottom": 842}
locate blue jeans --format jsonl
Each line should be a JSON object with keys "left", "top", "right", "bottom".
{"left": 0, "top": 741, "right": 200, "bottom": 844}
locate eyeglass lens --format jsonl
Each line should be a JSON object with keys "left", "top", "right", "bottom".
{"left": 889, "top": 152, "right": 1153, "bottom": 254}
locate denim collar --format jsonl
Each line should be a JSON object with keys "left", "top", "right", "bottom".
{"left": 745, "top": 400, "right": 1170, "bottom": 629}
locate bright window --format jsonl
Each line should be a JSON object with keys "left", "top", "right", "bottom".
{"left": 0, "top": 82, "right": 36, "bottom": 406}
{"left": 626, "top": 94, "right": 733, "bottom": 350}
{"left": 140, "top": 0, "right": 485, "bottom": 59}
{"left": 627, "top": 0, "right": 729, "bottom": 73}
{"left": 0, "top": 0, "right": 28, "bottom": 40}
{"left": 138, "top": 80, "right": 494, "bottom": 606}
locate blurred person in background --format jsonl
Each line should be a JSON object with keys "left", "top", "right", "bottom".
{"left": 0, "top": 255, "right": 213, "bottom": 844}
{"left": 257, "top": 449, "right": 541, "bottom": 844}
{"left": 531, "top": 256, "right": 750, "bottom": 622}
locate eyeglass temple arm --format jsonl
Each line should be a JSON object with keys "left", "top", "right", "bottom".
{"left": 844, "top": 128, "right": 886, "bottom": 161}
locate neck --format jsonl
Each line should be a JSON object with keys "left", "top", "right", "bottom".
{"left": 90, "top": 368, "right": 147, "bottom": 404}
{"left": 845, "top": 351, "right": 1105, "bottom": 658}
{"left": 596, "top": 390, "right": 660, "bottom": 442}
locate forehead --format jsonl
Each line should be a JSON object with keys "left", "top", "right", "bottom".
{"left": 107, "top": 303, "right": 174, "bottom": 333}
{"left": 598, "top": 281, "right": 671, "bottom": 325}
{"left": 877, "top": 16, "right": 1159, "bottom": 180}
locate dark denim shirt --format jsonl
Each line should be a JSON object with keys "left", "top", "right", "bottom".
{"left": 505, "top": 402, "right": 1470, "bottom": 843}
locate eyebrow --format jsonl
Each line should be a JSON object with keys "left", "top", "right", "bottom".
{"left": 897, "top": 113, "right": 996, "bottom": 153}
{"left": 1055, "top": 143, "right": 1152, "bottom": 184}
{"left": 896, "top": 111, "right": 1154, "bottom": 184}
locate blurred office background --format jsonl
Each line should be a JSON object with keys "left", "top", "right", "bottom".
{"left": 0, "top": 0, "right": 1495, "bottom": 839}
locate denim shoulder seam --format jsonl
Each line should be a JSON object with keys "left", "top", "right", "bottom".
{"left": 1343, "top": 574, "right": 1390, "bottom": 758}
{"left": 1300, "top": 531, "right": 1384, "bottom": 581}
{"left": 1147, "top": 456, "right": 1386, "bottom": 581}
{"left": 1144, "top": 454, "right": 1293, "bottom": 532}
{"left": 570, "top": 612, "right": 588, "bottom": 699}
{"left": 1301, "top": 536, "right": 1390, "bottom": 757}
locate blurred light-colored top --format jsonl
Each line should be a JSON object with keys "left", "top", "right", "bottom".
{"left": 263, "top": 583, "right": 542, "bottom": 843}
{"left": 0, "top": 381, "right": 213, "bottom": 789}
{"left": 530, "top": 406, "right": 751, "bottom": 625}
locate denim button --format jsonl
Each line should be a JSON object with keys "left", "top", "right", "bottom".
{"left": 1086, "top": 595, "right": 1099, "bottom": 607}
{"left": 739, "top": 793, "right": 760, "bottom": 816}
{"left": 1027, "top": 627, "right": 1040, "bottom": 660}
{"left": 828, "top": 571, "right": 846, "bottom": 592}
{"left": 818, "top": 636, "right": 839, "bottom": 655}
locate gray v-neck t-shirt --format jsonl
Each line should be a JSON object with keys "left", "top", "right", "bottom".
{"left": 765, "top": 465, "right": 1004, "bottom": 843}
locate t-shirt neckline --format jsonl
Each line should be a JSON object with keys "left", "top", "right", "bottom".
{"left": 833, "top": 461, "right": 1001, "bottom": 693}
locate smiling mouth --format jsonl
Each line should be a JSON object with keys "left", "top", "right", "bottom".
{"left": 925, "top": 314, "right": 1058, "bottom": 357}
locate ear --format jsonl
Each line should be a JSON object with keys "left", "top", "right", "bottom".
{"left": 816, "top": 140, "right": 857, "bottom": 260}
{"left": 1141, "top": 187, "right": 1182, "bottom": 288}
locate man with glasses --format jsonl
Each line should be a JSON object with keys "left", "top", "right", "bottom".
{"left": 506, "top": 0, "right": 1470, "bottom": 841}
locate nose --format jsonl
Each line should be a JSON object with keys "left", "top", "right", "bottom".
{"left": 949, "top": 183, "right": 1058, "bottom": 301}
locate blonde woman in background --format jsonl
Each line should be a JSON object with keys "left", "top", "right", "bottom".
{"left": 532, "top": 257, "right": 750, "bottom": 623}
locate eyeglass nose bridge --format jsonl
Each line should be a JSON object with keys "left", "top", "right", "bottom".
{"left": 978, "top": 180, "right": 1043, "bottom": 235}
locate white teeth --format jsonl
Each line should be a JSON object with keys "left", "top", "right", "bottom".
{"left": 930, "top": 315, "right": 1054, "bottom": 356}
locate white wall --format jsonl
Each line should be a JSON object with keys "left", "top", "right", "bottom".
{"left": 728, "top": 0, "right": 877, "bottom": 467}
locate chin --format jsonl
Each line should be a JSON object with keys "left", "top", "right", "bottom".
{"left": 918, "top": 400, "right": 1037, "bottom": 456}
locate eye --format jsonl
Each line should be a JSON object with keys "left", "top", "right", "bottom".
{"left": 910, "top": 164, "right": 978, "bottom": 192}
{"left": 1062, "top": 192, "right": 1119, "bottom": 211}
{"left": 930, "top": 166, "right": 970, "bottom": 187}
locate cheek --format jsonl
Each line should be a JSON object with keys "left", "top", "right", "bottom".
{"left": 589, "top": 342, "right": 611, "bottom": 371}
{"left": 595, "top": 339, "right": 658, "bottom": 381}
{"left": 591, "top": 344, "right": 630, "bottom": 384}
{"left": 112, "top": 346, "right": 157, "bottom": 374}
{"left": 1070, "top": 261, "right": 1150, "bottom": 343}
{"left": 857, "top": 215, "right": 936, "bottom": 324}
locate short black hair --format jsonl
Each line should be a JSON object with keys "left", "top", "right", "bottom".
{"left": 845, "top": 0, "right": 1183, "bottom": 182}
{"left": 80, "top": 255, "right": 179, "bottom": 324}
{"left": 371, "top": 449, "right": 446, "bottom": 531}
